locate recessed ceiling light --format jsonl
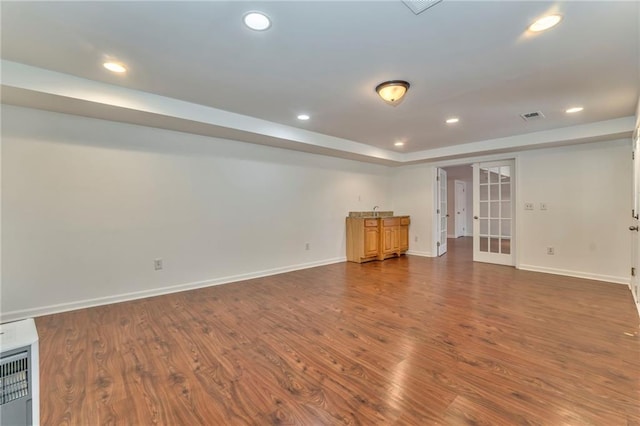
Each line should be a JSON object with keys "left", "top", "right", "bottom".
{"left": 103, "top": 62, "right": 127, "bottom": 73}
{"left": 243, "top": 12, "right": 271, "bottom": 31}
{"left": 394, "top": 141, "right": 405, "bottom": 147}
{"left": 528, "top": 14, "right": 562, "bottom": 32}
{"left": 446, "top": 117, "right": 459, "bottom": 124}
{"left": 297, "top": 114, "right": 310, "bottom": 120}
{"left": 565, "top": 107, "right": 584, "bottom": 113}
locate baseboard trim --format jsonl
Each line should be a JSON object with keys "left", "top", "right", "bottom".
{"left": 631, "top": 283, "right": 640, "bottom": 319}
{"left": 407, "top": 250, "right": 433, "bottom": 257}
{"left": 1, "top": 257, "right": 347, "bottom": 323}
{"left": 518, "top": 264, "right": 628, "bottom": 285}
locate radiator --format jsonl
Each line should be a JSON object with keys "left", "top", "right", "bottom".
{"left": 0, "top": 319, "right": 39, "bottom": 425}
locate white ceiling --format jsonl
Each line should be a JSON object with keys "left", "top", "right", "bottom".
{"left": 1, "top": 1, "right": 638, "bottom": 164}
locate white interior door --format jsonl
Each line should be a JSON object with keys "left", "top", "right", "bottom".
{"left": 631, "top": 132, "right": 640, "bottom": 308}
{"left": 454, "top": 180, "right": 467, "bottom": 238}
{"left": 437, "top": 168, "right": 448, "bottom": 256}
{"left": 473, "top": 160, "right": 515, "bottom": 265}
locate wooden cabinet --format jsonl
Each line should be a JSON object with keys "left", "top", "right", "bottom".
{"left": 346, "top": 217, "right": 380, "bottom": 263}
{"left": 399, "top": 216, "right": 410, "bottom": 252}
{"left": 346, "top": 215, "right": 409, "bottom": 263}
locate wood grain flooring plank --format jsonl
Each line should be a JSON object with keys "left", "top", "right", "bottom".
{"left": 35, "top": 237, "right": 640, "bottom": 425}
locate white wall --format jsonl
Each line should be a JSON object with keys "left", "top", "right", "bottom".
{"left": 1, "top": 106, "right": 392, "bottom": 321}
{"left": 517, "top": 139, "right": 631, "bottom": 284}
{"left": 390, "top": 165, "right": 434, "bottom": 256}
{"left": 1, "top": 106, "right": 633, "bottom": 322}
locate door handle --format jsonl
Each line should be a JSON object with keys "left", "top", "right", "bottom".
{"left": 630, "top": 225, "right": 639, "bottom": 231}
{"left": 474, "top": 216, "right": 479, "bottom": 220}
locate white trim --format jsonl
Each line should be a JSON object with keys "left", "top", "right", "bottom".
{"left": 0, "top": 257, "right": 346, "bottom": 323}
{"left": 514, "top": 154, "right": 522, "bottom": 269}
{"left": 632, "top": 284, "right": 640, "bottom": 319}
{"left": 518, "top": 264, "right": 629, "bottom": 285}
{"left": 631, "top": 283, "right": 640, "bottom": 319}
{"left": 407, "top": 250, "right": 433, "bottom": 257}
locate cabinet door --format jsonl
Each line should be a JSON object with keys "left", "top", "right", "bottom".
{"left": 382, "top": 226, "right": 393, "bottom": 253}
{"left": 399, "top": 225, "right": 409, "bottom": 251}
{"left": 364, "top": 228, "right": 379, "bottom": 257}
{"left": 391, "top": 226, "right": 400, "bottom": 251}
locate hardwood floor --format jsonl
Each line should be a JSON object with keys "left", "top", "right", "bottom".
{"left": 36, "top": 237, "right": 640, "bottom": 425}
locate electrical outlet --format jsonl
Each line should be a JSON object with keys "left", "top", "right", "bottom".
{"left": 305, "top": 243, "right": 310, "bottom": 251}
{"left": 540, "top": 203, "right": 548, "bottom": 210}
{"left": 524, "top": 203, "right": 534, "bottom": 210}
{"left": 154, "top": 258, "right": 163, "bottom": 270}
{"left": 546, "top": 247, "right": 554, "bottom": 255}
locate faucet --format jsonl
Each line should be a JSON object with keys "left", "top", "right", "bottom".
{"left": 373, "top": 206, "right": 379, "bottom": 217}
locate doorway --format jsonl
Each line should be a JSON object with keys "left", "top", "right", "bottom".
{"left": 435, "top": 159, "right": 516, "bottom": 267}
{"left": 438, "top": 165, "right": 474, "bottom": 258}
{"left": 453, "top": 180, "right": 468, "bottom": 238}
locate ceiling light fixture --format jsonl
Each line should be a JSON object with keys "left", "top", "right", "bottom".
{"left": 375, "top": 80, "right": 410, "bottom": 106}
{"left": 297, "top": 114, "right": 310, "bottom": 120}
{"left": 103, "top": 62, "right": 127, "bottom": 73}
{"left": 243, "top": 12, "right": 271, "bottom": 31}
{"left": 565, "top": 106, "right": 584, "bottom": 113}
{"left": 394, "top": 141, "right": 405, "bottom": 147}
{"left": 528, "top": 14, "right": 562, "bottom": 32}
{"left": 446, "top": 117, "right": 460, "bottom": 124}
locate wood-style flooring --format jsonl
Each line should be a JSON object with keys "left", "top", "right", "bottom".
{"left": 36, "top": 237, "right": 640, "bottom": 425}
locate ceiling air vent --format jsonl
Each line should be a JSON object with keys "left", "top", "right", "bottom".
{"left": 402, "top": 0, "right": 443, "bottom": 15}
{"left": 520, "top": 111, "right": 545, "bottom": 121}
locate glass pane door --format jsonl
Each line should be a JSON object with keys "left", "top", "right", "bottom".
{"left": 474, "top": 160, "right": 515, "bottom": 265}
{"left": 437, "top": 168, "right": 448, "bottom": 256}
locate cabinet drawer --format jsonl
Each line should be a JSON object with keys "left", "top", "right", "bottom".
{"left": 400, "top": 217, "right": 410, "bottom": 226}
{"left": 364, "top": 219, "right": 378, "bottom": 227}
{"left": 382, "top": 218, "right": 399, "bottom": 227}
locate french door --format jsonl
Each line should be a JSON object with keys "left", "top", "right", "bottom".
{"left": 436, "top": 168, "right": 448, "bottom": 256}
{"left": 473, "top": 160, "right": 515, "bottom": 265}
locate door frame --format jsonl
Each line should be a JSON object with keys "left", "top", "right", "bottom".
{"left": 631, "top": 127, "right": 640, "bottom": 316}
{"left": 431, "top": 155, "right": 520, "bottom": 268}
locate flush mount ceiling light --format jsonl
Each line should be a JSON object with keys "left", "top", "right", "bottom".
{"left": 103, "top": 62, "right": 127, "bottom": 73}
{"left": 446, "top": 117, "right": 460, "bottom": 124}
{"left": 565, "top": 106, "right": 584, "bottom": 113}
{"left": 375, "top": 80, "right": 410, "bottom": 106}
{"left": 243, "top": 12, "right": 271, "bottom": 31}
{"left": 528, "top": 14, "right": 562, "bottom": 32}
{"left": 297, "top": 114, "right": 310, "bottom": 120}
{"left": 394, "top": 141, "right": 405, "bottom": 147}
